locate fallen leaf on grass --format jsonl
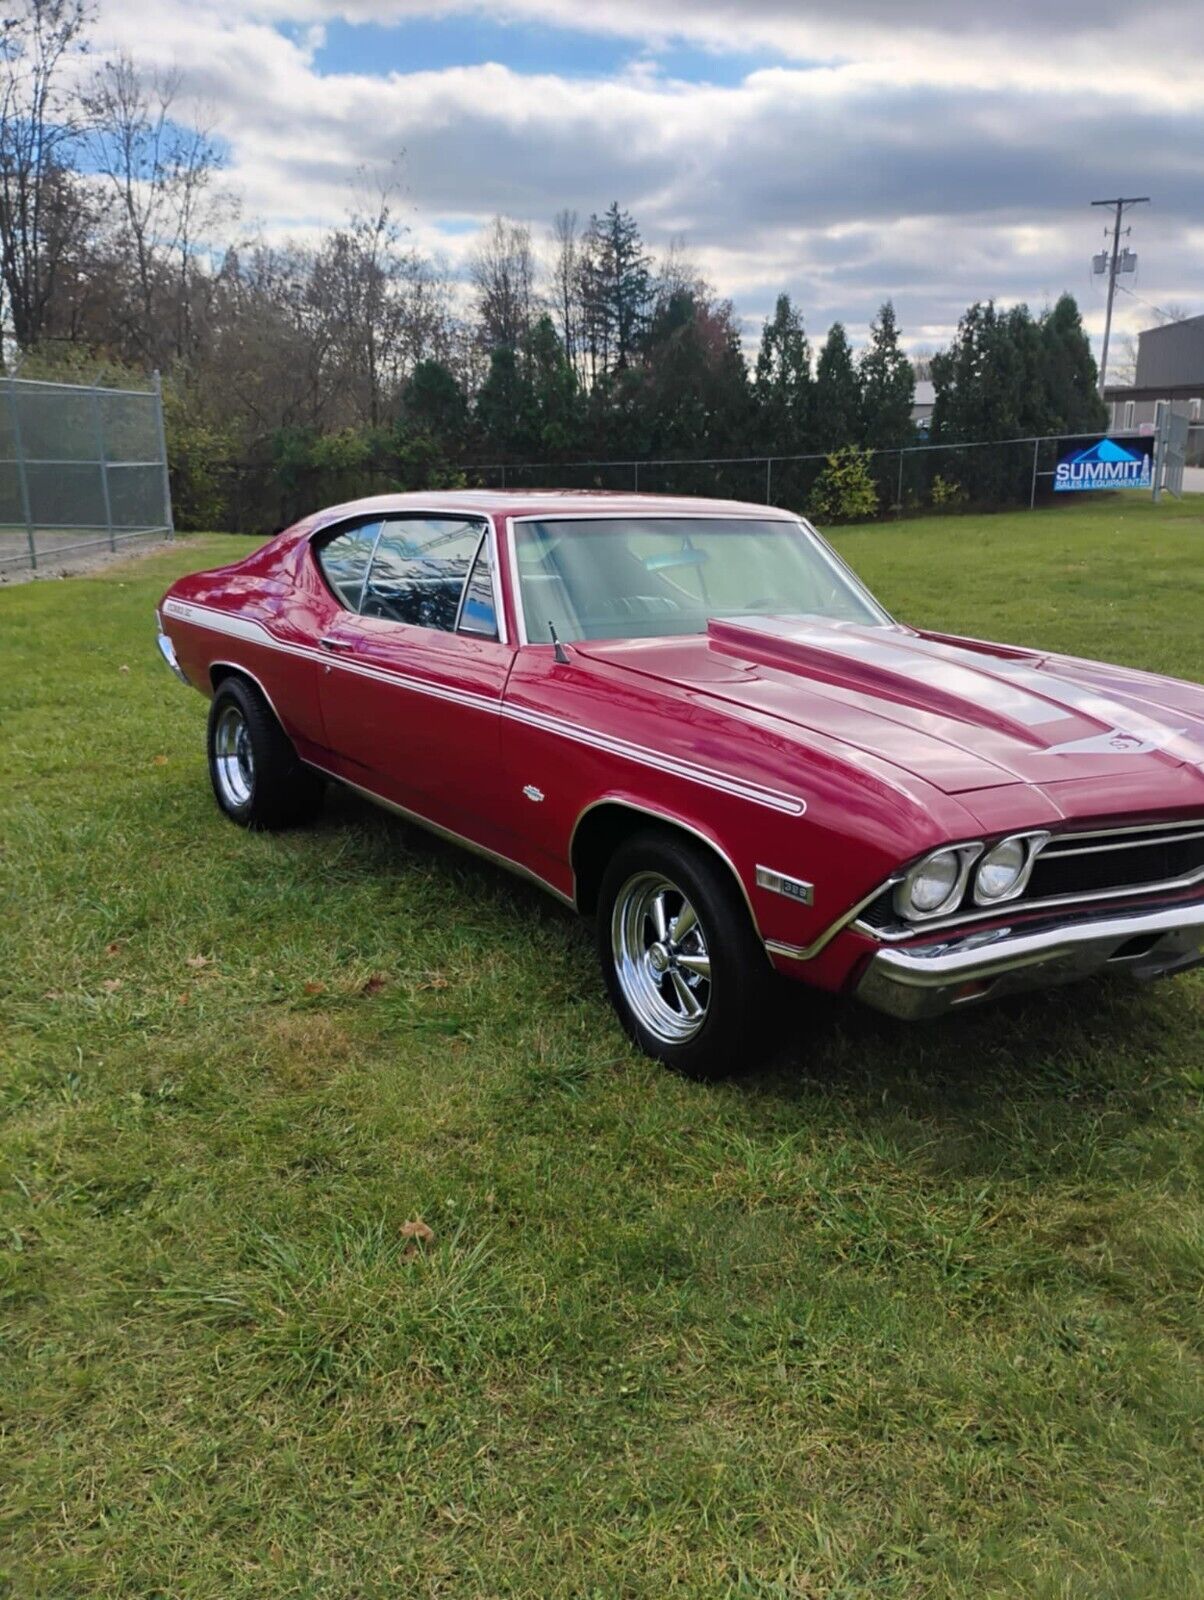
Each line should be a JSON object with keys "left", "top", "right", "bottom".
{"left": 101, "top": 978, "right": 122, "bottom": 993}
{"left": 153, "top": 754, "right": 169, "bottom": 766}
{"left": 118, "top": 664, "right": 130, "bottom": 674}
{"left": 104, "top": 941, "right": 122, "bottom": 958}
{"left": 303, "top": 980, "right": 326, "bottom": 995}
{"left": 401, "top": 1218, "right": 434, "bottom": 1249}
{"left": 360, "top": 973, "right": 387, "bottom": 997}
{"left": 177, "top": 991, "right": 190, "bottom": 1006}
{"left": 185, "top": 954, "right": 212, "bottom": 970}
{"left": 418, "top": 974, "right": 449, "bottom": 992}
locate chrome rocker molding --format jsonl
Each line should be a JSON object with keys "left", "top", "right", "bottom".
{"left": 856, "top": 898, "right": 1204, "bottom": 1021}
{"left": 321, "top": 768, "right": 577, "bottom": 909}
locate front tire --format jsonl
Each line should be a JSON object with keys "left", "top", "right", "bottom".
{"left": 206, "top": 676, "right": 324, "bottom": 830}
{"left": 597, "top": 830, "right": 778, "bottom": 1079}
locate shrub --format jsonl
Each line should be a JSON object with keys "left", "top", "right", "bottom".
{"left": 808, "top": 445, "right": 879, "bottom": 523}
{"left": 163, "top": 388, "right": 237, "bottom": 532}
{"left": 930, "top": 473, "right": 967, "bottom": 511}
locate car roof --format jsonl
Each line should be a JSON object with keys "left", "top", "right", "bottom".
{"left": 307, "top": 489, "right": 799, "bottom": 527}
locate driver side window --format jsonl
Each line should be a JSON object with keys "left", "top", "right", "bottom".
{"left": 361, "top": 517, "right": 493, "bottom": 635}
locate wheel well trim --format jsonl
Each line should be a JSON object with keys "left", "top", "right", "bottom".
{"left": 568, "top": 796, "right": 770, "bottom": 952}
{"left": 208, "top": 660, "right": 288, "bottom": 728}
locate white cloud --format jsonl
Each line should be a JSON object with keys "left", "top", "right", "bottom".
{"left": 90, "top": 0, "right": 1204, "bottom": 356}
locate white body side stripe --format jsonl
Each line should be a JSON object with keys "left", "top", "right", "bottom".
{"left": 163, "top": 598, "right": 806, "bottom": 816}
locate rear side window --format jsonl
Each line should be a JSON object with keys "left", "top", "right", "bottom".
{"left": 314, "top": 519, "right": 380, "bottom": 610}
{"left": 361, "top": 517, "right": 487, "bottom": 633}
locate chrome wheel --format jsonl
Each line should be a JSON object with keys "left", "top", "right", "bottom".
{"left": 213, "top": 703, "right": 254, "bottom": 808}
{"left": 611, "top": 871, "right": 712, "bottom": 1044}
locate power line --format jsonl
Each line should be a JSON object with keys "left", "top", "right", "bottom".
{"left": 1116, "top": 281, "right": 1183, "bottom": 327}
{"left": 1090, "top": 196, "right": 1149, "bottom": 394}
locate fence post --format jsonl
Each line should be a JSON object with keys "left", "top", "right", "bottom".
{"left": 6, "top": 378, "right": 36, "bottom": 571}
{"left": 151, "top": 371, "right": 175, "bottom": 541}
{"left": 92, "top": 384, "right": 116, "bottom": 551}
{"left": 896, "top": 450, "right": 904, "bottom": 514}
{"left": 1029, "top": 436, "right": 1039, "bottom": 510}
{"left": 633, "top": 460, "right": 639, "bottom": 491}
{"left": 765, "top": 457, "right": 772, "bottom": 504}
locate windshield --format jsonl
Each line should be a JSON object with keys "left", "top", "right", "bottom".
{"left": 514, "top": 516, "right": 888, "bottom": 643}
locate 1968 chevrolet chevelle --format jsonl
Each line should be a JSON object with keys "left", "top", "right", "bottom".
{"left": 157, "top": 491, "right": 1204, "bottom": 1077}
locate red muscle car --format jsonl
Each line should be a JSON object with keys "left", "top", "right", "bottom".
{"left": 157, "top": 491, "right": 1204, "bottom": 1077}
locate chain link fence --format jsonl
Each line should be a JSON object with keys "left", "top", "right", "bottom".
{"left": 0, "top": 374, "right": 173, "bottom": 574}
{"left": 459, "top": 428, "right": 1204, "bottom": 515}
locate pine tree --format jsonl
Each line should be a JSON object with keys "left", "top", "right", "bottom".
{"left": 859, "top": 301, "right": 915, "bottom": 450}
{"left": 474, "top": 346, "right": 533, "bottom": 457}
{"left": 580, "top": 203, "right": 653, "bottom": 376}
{"left": 402, "top": 360, "right": 467, "bottom": 448}
{"left": 814, "top": 322, "right": 862, "bottom": 450}
{"left": 753, "top": 293, "right": 813, "bottom": 453}
{"left": 1040, "top": 293, "right": 1108, "bottom": 434}
{"left": 524, "top": 314, "right": 583, "bottom": 455}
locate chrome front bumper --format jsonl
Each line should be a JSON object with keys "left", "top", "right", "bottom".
{"left": 856, "top": 900, "right": 1204, "bottom": 1020}
{"left": 156, "top": 629, "right": 189, "bottom": 685}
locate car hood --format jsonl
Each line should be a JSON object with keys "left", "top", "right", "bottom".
{"left": 574, "top": 616, "right": 1204, "bottom": 796}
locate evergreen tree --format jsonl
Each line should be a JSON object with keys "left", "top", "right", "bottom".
{"left": 931, "top": 301, "right": 1022, "bottom": 444}
{"left": 524, "top": 314, "right": 583, "bottom": 455}
{"left": 1040, "top": 293, "right": 1108, "bottom": 434}
{"left": 580, "top": 202, "right": 653, "bottom": 375}
{"left": 637, "top": 289, "right": 749, "bottom": 458}
{"left": 401, "top": 360, "right": 467, "bottom": 448}
{"left": 858, "top": 301, "right": 915, "bottom": 450}
{"left": 474, "top": 346, "right": 533, "bottom": 457}
{"left": 814, "top": 322, "right": 862, "bottom": 449}
{"left": 753, "top": 293, "right": 813, "bottom": 453}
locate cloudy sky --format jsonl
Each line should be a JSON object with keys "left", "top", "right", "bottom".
{"left": 95, "top": 0, "right": 1203, "bottom": 365}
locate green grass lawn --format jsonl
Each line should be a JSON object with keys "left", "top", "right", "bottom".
{"left": 2, "top": 498, "right": 1202, "bottom": 1598}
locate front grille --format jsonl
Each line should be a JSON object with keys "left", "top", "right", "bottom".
{"left": 1029, "top": 826, "right": 1204, "bottom": 901}
{"left": 854, "top": 820, "right": 1204, "bottom": 939}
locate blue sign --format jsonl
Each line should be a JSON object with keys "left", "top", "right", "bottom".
{"left": 1054, "top": 436, "right": 1153, "bottom": 492}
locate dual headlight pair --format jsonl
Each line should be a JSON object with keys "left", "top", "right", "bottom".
{"left": 893, "top": 833, "right": 1048, "bottom": 923}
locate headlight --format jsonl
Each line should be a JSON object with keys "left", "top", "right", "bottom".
{"left": 974, "top": 837, "right": 1027, "bottom": 903}
{"left": 893, "top": 846, "right": 977, "bottom": 921}
{"left": 972, "top": 832, "right": 1047, "bottom": 905}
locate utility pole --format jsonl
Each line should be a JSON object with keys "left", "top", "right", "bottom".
{"left": 1091, "top": 196, "right": 1149, "bottom": 396}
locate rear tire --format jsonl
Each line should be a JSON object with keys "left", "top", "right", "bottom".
{"left": 206, "top": 676, "right": 324, "bottom": 830}
{"left": 597, "top": 830, "right": 778, "bottom": 1079}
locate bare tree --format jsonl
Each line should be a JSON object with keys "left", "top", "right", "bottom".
{"left": 0, "top": 0, "right": 93, "bottom": 352}
{"left": 470, "top": 214, "right": 535, "bottom": 354}
{"left": 549, "top": 209, "right": 579, "bottom": 372}
{"left": 87, "top": 53, "right": 231, "bottom": 363}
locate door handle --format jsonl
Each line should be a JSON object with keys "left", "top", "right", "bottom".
{"left": 319, "top": 635, "right": 354, "bottom": 653}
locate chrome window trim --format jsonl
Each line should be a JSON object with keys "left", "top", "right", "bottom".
{"left": 310, "top": 510, "right": 507, "bottom": 646}
{"left": 311, "top": 514, "right": 383, "bottom": 615}
{"left": 503, "top": 511, "right": 891, "bottom": 648}
{"left": 453, "top": 523, "right": 502, "bottom": 642}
